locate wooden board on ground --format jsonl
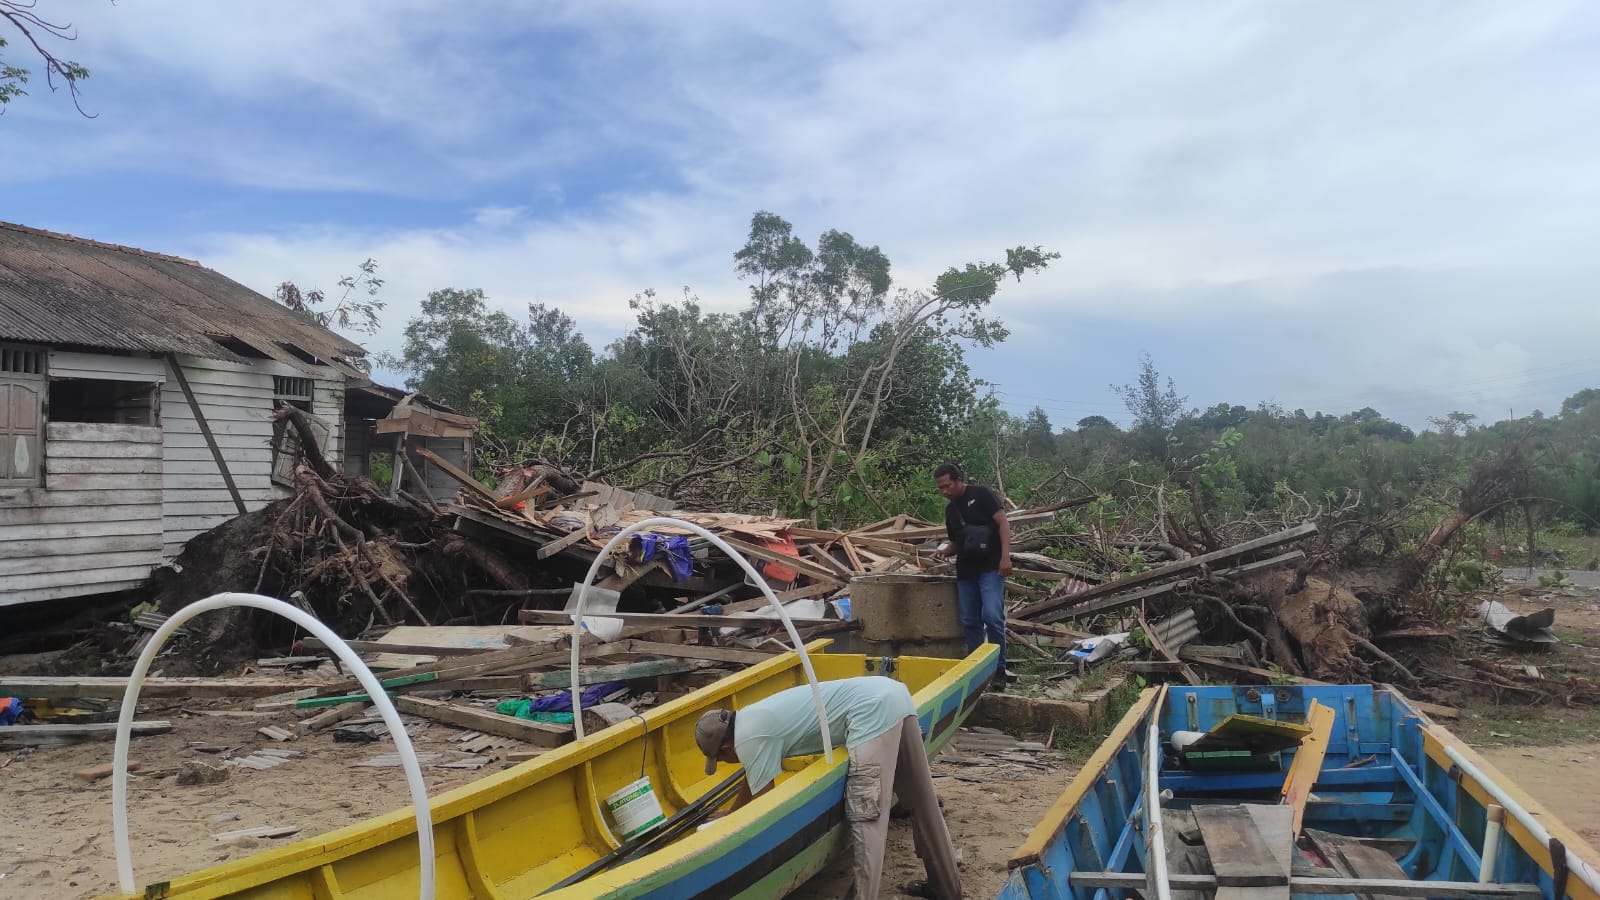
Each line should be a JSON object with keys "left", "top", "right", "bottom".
{"left": 0, "top": 676, "right": 324, "bottom": 700}
{"left": 518, "top": 609, "right": 829, "bottom": 630}
{"left": 0, "top": 721, "right": 172, "bottom": 748}
{"left": 366, "top": 624, "right": 566, "bottom": 669}
{"left": 392, "top": 696, "right": 571, "bottom": 748}
{"left": 521, "top": 658, "right": 715, "bottom": 690}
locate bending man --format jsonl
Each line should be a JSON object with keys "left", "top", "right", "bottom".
{"left": 695, "top": 675, "right": 962, "bottom": 899}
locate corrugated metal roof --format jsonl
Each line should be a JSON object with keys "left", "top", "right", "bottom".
{"left": 0, "top": 222, "right": 367, "bottom": 373}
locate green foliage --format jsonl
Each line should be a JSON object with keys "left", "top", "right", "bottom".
{"left": 276, "top": 258, "right": 386, "bottom": 336}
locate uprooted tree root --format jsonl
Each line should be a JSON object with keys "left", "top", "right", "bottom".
{"left": 143, "top": 466, "right": 532, "bottom": 673}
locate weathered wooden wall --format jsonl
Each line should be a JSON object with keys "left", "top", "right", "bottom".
{"left": 160, "top": 356, "right": 344, "bottom": 560}
{"left": 0, "top": 421, "right": 164, "bottom": 605}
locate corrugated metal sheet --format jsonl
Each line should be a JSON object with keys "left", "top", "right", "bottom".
{"left": 0, "top": 222, "right": 366, "bottom": 373}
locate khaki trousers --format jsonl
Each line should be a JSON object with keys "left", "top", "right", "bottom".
{"left": 845, "top": 715, "right": 963, "bottom": 899}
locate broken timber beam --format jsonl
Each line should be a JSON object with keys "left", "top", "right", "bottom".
{"left": 415, "top": 446, "right": 500, "bottom": 506}
{"left": 1025, "top": 544, "right": 1310, "bottom": 624}
{"left": 0, "top": 721, "right": 172, "bottom": 748}
{"left": 0, "top": 675, "right": 324, "bottom": 700}
{"left": 1136, "top": 608, "right": 1201, "bottom": 686}
{"left": 520, "top": 658, "right": 714, "bottom": 690}
{"left": 392, "top": 696, "right": 570, "bottom": 748}
{"left": 518, "top": 609, "right": 827, "bottom": 630}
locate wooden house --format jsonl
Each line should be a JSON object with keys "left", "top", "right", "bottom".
{"left": 0, "top": 222, "right": 472, "bottom": 607}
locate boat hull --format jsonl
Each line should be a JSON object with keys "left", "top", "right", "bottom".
{"left": 1000, "top": 684, "right": 1600, "bottom": 900}
{"left": 103, "top": 641, "right": 997, "bottom": 900}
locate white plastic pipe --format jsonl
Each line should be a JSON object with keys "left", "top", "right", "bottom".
{"left": 568, "top": 516, "right": 833, "bottom": 774}
{"left": 1444, "top": 745, "right": 1600, "bottom": 894}
{"left": 1144, "top": 686, "right": 1172, "bottom": 900}
{"left": 112, "top": 593, "right": 435, "bottom": 899}
{"left": 1479, "top": 804, "right": 1505, "bottom": 883}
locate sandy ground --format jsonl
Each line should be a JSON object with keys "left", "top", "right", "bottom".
{"left": 0, "top": 707, "right": 495, "bottom": 900}
{"left": 1481, "top": 742, "right": 1600, "bottom": 850}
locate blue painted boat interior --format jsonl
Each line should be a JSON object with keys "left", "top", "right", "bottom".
{"left": 999, "top": 684, "right": 1583, "bottom": 900}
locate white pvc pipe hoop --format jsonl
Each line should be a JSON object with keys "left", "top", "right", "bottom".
{"left": 111, "top": 593, "right": 436, "bottom": 899}
{"left": 568, "top": 516, "right": 834, "bottom": 770}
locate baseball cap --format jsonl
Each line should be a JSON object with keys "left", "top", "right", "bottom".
{"left": 695, "top": 709, "right": 734, "bottom": 775}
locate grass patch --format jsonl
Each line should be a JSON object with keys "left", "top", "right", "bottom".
{"left": 1049, "top": 679, "right": 1142, "bottom": 766}
{"left": 1451, "top": 703, "right": 1600, "bottom": 748}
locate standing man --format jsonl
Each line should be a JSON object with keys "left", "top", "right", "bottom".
{"left": 695, "top": 676, "right": 962, "bottom": 900}
{"left": 931, "top": 463, "right": 1013, "bottom": 682}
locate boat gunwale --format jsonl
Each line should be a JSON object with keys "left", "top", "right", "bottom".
{"left": 1006, "top": 686, "right": 1161, "bottom": 870}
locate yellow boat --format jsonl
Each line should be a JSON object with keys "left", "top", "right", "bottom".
{"left": 106, "top": 640, "right": 998, "bottom": 900}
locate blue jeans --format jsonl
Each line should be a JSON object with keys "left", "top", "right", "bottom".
{"left": 956, "top": 569, "right": 1006, "bottom": 674}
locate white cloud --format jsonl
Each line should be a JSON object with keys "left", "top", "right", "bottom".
{"left": 10, "top": 0, "right": 1600, "bottom": 425}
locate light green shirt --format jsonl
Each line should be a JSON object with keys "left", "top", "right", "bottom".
{"left": 733, "top": 676, "right": 916, "bottom": 794}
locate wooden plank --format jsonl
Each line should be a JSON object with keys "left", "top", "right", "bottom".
{"left": 299, "top": 637, "right": 496, "bottom": 657}
{"left": 0, "top": 578, "right": 146, "bottom": 606}
{"left": 166, "top": 354, "right": 247, "bottom": 516}
{"left": 520, "top": 657, "right": 714, "bottom": 690}
{"left": 0, "top": 720, "right": 172, "bottom": 748}
{"left": 0, "top": 565, "right": 158, "bottom": 594}
{"left": 292, "top": 703, "right": 367, "bottom": 737}
{"left": 414, "top": 446, "right": 497, "bottom": 504}
{"left": 1192, "top": 804, "right": 1290, "bottom": 887}
{"left": 1065, "top": 873, "right": 1543, "bottom": 898}
{"left": 48, "top": 350, "right": 168, "bottom": 382}
{"left": 1017, "top": 524, "right": 1316, "bottom": 621}
{"left": 0, "top": 533, "right": 163, "bottom": 560}
{"left": 714, "top": 536, "right": 844, "bottom": 583}
{"left": 0, "top": 676, "right": 322, "bottom": 700}
{"left": 44, "top": 456, "right": 163, "bottom": 475}
{"left": 0, "top": 518, "right": 162, "bottom": 542}
{"left": 392, "top": 696, "right": 570, "bottom": 748}
{"left": 1189, "top": 657, "right": 1331, "bottom": 686}
{"left": 1034, "top": 550, "right": 1307, "bottom": 624}
{"left": 517, "top": 609, "right": 827, "bottom": 630}
{"left": 0, "top": 548, "right": 160, "bottom": 577}
{"left": 1280, "top": 699, "right": 1336, "bottom": 836}
{"left": 43, "top": 422, "right": 162, "bottom": 443}
{"left": 536, "top": 527, "right": 591, "bottom": 560}
{"left": 45, "top": 441, "right": 163, "bottom": 460}
{"left": 622, "top": 640, "right": 776, "bottom": 666}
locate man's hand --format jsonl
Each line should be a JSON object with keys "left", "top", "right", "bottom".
{"left": 998, "top": 556, "right": 1013, "bottom": 577}
{"left": 930, "top": 543, "right": 951, "bottom": 561}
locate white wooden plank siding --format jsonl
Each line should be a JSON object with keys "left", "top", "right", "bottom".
{"left": 160, "top": 356, "right": 344, "bottom": 559}
{"left": 46, "top": 350, "right": 167, "bottom": 383}
{"left": 160, "top": 356, "right": 276, "bottom": 560}
{"left": 0, "top": 421, "right": 163, "bottom": 606}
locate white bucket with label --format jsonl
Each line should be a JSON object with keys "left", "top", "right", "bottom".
{"left": 605, "top": 776, "right": 666, "bottom": 840}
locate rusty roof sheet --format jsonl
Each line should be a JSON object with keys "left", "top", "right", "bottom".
{"left": 0, "top": 222, "right": 366, "bottom": 372}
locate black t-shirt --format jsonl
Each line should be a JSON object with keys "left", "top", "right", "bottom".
{"left": 944, "top": 484, "right": 1003, "bottom": 578}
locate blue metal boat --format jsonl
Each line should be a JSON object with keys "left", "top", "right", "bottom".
{"left": 1001, "top": 684, "right": 1600, "bottom": 900}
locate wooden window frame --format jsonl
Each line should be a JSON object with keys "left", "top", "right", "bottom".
{"left": 0, "top": 343, "right": 46, "bottom": 490}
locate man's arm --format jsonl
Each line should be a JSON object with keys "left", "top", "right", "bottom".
{"left": 708, "top": 778, "right": 769, "bottom": 820}
{"left": 993, "top": 504, "right": 1012, "bottom": 577}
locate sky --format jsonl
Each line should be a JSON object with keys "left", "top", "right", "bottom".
{"left": 3, "top": 0, "right": 1598, "bottom": 431}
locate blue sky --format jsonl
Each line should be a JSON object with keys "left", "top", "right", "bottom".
{"left": 3, "top": 0, "right": 1598, "bottom": 430}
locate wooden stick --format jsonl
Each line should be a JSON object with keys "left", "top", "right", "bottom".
{"left": 166, "top": 354, "right": 247, "bottom": 514}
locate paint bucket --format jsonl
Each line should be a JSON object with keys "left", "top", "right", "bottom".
{"left": 605, "top": 776, "right": 666, "bottom": 840}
